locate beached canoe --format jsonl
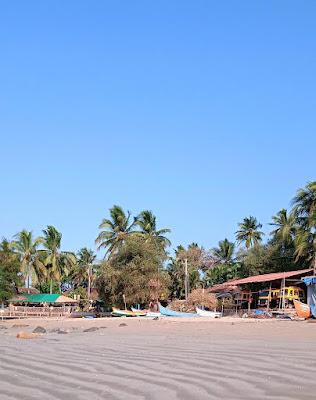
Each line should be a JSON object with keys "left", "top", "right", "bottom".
{"left": 131, "top": 307, "right": 161, "bottom": 317}
{"left": 293, "top": 300, "right": 311, "bottom": 319}
{"left": 159, "top": 304, "right": 198, "bottom": 317}
{"left": 196, "top": 307, "right": 222, "bottom": 318}
{"left": 112, "top": 308, "right": 146, "bottom": 317}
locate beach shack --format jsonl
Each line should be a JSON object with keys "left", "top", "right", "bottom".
{"left": 209, "top": 268, "right": 312, "bottom": 314}
{"left": 6, "top": 293, "right": 78, "bottom": 318}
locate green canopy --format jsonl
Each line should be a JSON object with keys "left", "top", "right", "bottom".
{"left": 24, "top": 294, "right": 60, "bottom": 303}
{"left": 9, "top": 293, "right": 78, "bottom": 304}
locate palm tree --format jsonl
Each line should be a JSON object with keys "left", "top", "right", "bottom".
{"left": 136, "top": 210, "right": 171, "bottom": 247}
{"left": 212, "top": 239, "right": 235, "bottom": 264}
{"left": 292, "top": 181, "right": 316, "bottom": 270}
{"left": 11, "top": 230, "right": 43, "bottom": 291}
{"left": 95, "top": 205, "right": 137, "bottom": 256}
{"left": 76, "top": 248, "right": 97, "bottom": 299}
{"left": 270, "top": 209, "right": 296, "bottom": 244}
{"left": 41, "top": 225, "right": 76, "bottom": 293}
{"left": 235, "top": 216, "right": 264, "bottom": 249}
{"left": 292, "top": 181, "right": 316, "bottom": 228}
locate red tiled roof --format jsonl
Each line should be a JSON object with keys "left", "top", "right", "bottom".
{"left": 208, "top": 268, "right": 312, "bottom": 291}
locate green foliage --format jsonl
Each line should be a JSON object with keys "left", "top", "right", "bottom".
{"left": 71, "top": 247, "right": 97, "bottom": 286}
{"left": 36, "top": 281, "right": 60, "bottom": 294}
{"left": 270, "top": 209, "right": 296, "bottom": 245}
{"left": 136, "top": 210, "right": 171, "bottom": 247}
{"left": 291, "top": 182, "right": 316, "bottom": 265}
{"left": 40, "top": 225, "right": 76, "bottom": 293}
{"left": 235, "top": 216, "right": 264, "bottom": 249}
{"left": 97, "top": 235, "right": 169, "bottom": 307}
{"left": 67, "top": 286, "right": 90, "bottom": 309}
{"left": 0, "top": 239, "right": 21, "bottom": 301}
{"left": 95, "top": 205, "right": 137, "bottom": 255}
{"left": 167, "top": 244, "right": 210, "bottom": 299}
{"left": 212, "top": 239, "right": 235, "bottom": 264}
{"left": 11, "top": 230, "right": 43, "bottom": 288}
{"left": 1, "top": 184, "right": 316, "bottom": 301}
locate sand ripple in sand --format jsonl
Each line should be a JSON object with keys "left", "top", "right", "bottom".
{"left": 0, "top": 320, "right": 316, "bottom": 400}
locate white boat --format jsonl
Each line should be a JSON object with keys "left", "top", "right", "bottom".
{"left": 131, "top": 307, "right": 161, "bottom": 317}
{"left": 146, "top": 312, "right": 161, "bottom": 318}
{"left": 196, "top": 307, "right": 222, "bottom": 318}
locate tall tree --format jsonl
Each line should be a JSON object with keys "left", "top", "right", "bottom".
{"left": 11, "top": 230, "right": 43, "bottom": 291}
{"left": 212, "top": 239, "right": 235, "bottom": 265}
{"left": 95, "top": 205, "right": 137, "bottom": 256}
{"left": 0, "top": 238, "right": 21, "bottom": 302}
{"left": 235, "top": 216, "right": 264, "bottom": 249}
{"left": 97, "top": 235, "right": 169, "bottom": 307}
{"left": 136, "top": 210, "right": 171, "bottom": 247}
{"left": 292, "top": 182, "right": 316, "bottom": 269}
{"left": 76, "top": 247, "right": 97, "bottom": 299}
{"left": 270, "top": 209, "right": 296, "bottom": 245}
{"left": 41, "top": 225, "right": 76, "bottom": 293}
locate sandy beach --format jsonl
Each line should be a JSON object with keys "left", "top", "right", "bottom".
{"left": 0, "top": 317, "right": 315, "bottom": 400}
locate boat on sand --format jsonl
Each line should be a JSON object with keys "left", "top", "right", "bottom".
{"left": 293, "top": 300, "right": 311, "bottom": 319}
{"left": 112, "top": 308, "right": 146, "bottom": 317}
{"left": 131, "top": 307, "right": 161, "bottom": 317}
{"left": 159, "top": 304, "right": 198, "bottom": 317}
{"left": 196, "top": 307, "right": 222, "bottom": 318}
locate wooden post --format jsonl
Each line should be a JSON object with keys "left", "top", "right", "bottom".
{"left": 282, "top": 276, "right": 286, "bottom": 311}
{"left": 267, "top": 282, "right": 272, "bottom": 312}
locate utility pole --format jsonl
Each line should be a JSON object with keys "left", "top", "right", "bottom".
{"left": 184, "top": 258, "right": 188, "bottom": 301}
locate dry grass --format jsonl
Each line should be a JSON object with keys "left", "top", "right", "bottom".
{"left": 169, "top": 289, "right": 217, "bottom": 312}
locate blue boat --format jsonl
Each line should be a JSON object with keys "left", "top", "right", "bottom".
{"left": 159, "top": 304, "right": 198, "bottom": 317}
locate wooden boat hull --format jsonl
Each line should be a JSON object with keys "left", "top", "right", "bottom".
{"left": 196, "top": 307, "right": 221, "bottom": 318}
{"left": 293, "top": 300, "right": 311, "bottom": 319}
{"left": 159, "top": 304, "right": 198, "bottom": 317}
{"left": 112, "top": 308, "right": 146, "bottom": 317}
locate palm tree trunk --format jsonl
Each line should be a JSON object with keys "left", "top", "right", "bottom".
{"left": 87, "top": 265, "right": 91, "bottom": 300}
{"left": 50, "top": 279, "right": 53, "bottom": 294}
{"left": 26, "top": 263, "right": 31, "bottom": 293}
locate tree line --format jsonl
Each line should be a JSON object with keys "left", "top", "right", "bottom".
{"left": 1, "top": 182, "right": 315, "bottom": 307}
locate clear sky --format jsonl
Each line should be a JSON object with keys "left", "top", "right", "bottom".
{"left": 1, "top": 1, "right": 315, "bottom": 255}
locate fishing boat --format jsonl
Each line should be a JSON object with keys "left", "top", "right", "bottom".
{"left": 196, "top": 307, "right": 222, "bottom": 318}
{"left": 131, "top": 307, "right": 161, "bottom": 317}
{"left": 293, "top": 300, "right": 311, "bottom": 319}
{"left": 111, "top": 307, "right": 146, "bottom": 317}
{"left": 146, "top": 312, "right": 161, "bottom": 318}
{"left": 159, "top": 304, "right": 198, "bottom": 317}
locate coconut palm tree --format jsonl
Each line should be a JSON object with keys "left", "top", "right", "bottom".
{"left": 292, "top": 181, "right": 316, "bottom": 270}
{"left": 292, "top": 181, "right": 316, "bottom": 228}
{"left": 95, "top": 205, "right": 137, "bottom": 256}
{"left": 136, "top": 210, "right": 171, "bottom": 247}
{"left": 212, "top": 239, "right": 235, "bottom": 264}
{"left": 76, "top": 247, "right": 97, "bottom": 299}
{"left": 41, "top": 225, "right": 76, "bottom": 293}
{"left": 270, "top": 209, "right": 296, "bottom": 244}
{"left": 235, "top": 216, "right": 264, "bottom": 249}
{"left": 11, "top": 230, "right": 43, "bottom": 291}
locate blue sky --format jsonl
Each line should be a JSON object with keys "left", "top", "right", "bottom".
{"left": 1, "top": 1, "right": 315, "bottom": 255}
